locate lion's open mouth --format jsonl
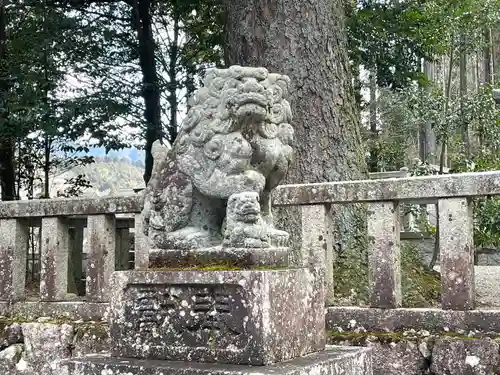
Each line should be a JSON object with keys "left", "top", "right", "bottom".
{"left": 234, "top": 92, "right": 268, "bottom": 109}
{"left": 240, "top": 206, "right": 259, "bottom": 215}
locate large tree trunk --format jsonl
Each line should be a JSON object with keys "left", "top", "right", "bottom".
{"left": 131, "top": 0, "right": 162, "bottom": 185}
{"left": 223, "top": 0, "right": 369, "bottom": 297}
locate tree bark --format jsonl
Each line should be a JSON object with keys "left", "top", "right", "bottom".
{"left": 459, "top": 34, "right": 469, "bottom": 156}
{"left": 483, "top": 28, "right": 492, "bottom": 85}
{"left": 223, "top": 0, "right": 368, "bottom": 287}
{"left": 368, "top": 71, "right": 378, "bottom": 172}
{"left": 0, "top": 1, "right": 16, "bottom": 201}
{"left": 421, "top": 61, "right": 437, "bottom": 164}
{"left": 166, "top": 2, "right": 180, "bottom": 143}
{"left": 131, "top": 0, "right": 162, "bottom": 185}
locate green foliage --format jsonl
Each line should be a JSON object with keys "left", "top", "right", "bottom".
{"left": 448, "top": 86, "right": 500, "bottom": 248}
{"left": 346, "top": 0, "right": 437, "bottom": 89}
{"left": 379, "top": 81, "right": 500, "bottom": 249}
{"left": 364, "top": 88, "right": 419, "bottom": 170}
{"left": 0, "top": 0, "right": 223, "bottom": 198}
{"left": 346, "top": 0, "right": 499, "bottom": 101}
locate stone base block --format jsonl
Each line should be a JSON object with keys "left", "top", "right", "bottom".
{"left": 66, "top": 346, "right": 373, "bottom": 375}
{"left": 148, "top": 246, "right": 290, "bottom": 268}
{"left": 109, "top": 268, "right": 325, "bottom": 365}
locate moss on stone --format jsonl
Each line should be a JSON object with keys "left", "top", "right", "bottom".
{"left": 401, "top": 243, "right": 441, "bottom": 307}
{"left": 327, "top": 330, "right": 500, "bottom": 345}
{"left": 0, "top": 315, "right": 98, "bottom": 326}
{"left": 151, "top": 262, "right": 287, "bottom": 272}
{"left": 327, "top": 330, "right": 406, "bottom": 345}
{"left": 74, "top": 322, "right": 109, "bottom": 341}
{"left": 332, "top": 242, "right": 440, "bottom": 307}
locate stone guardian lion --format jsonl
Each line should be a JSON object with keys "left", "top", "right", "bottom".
{"left": 141, "top": 66, "right": 294, "bottom": 250}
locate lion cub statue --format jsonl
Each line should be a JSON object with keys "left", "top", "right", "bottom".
{"left": 223, "top": 192, "right": 289, "bottom": 249}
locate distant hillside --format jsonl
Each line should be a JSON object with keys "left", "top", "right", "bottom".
{"left": 18, "top": 154, "right": 147, "bottom": 199}
{"left": 75, "top": 147, "right": 145, "bottom": 164}
{"left": 71, "top": 158, "right": 146, "bottom": 196}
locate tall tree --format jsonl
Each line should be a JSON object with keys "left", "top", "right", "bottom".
{"left": 130, "top": 0, "right": 162, "bottom": 184}
{"left": 0, "top": 1, "right": 16, "bottom": 200}
{"left": 223, "top": 0, "right": 369, "bottom": 289}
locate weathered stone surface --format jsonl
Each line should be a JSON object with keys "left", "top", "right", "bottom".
{"left": 66, "top": 346, "right": 372, "bottom": 375}
{"left": 0, "top": 344, "right": 23, "bottom": 375}
{"left": 327, "top": 328, "right": 433, "bottom": 375}
{"left": 272, "top": 171, "right": 500, "bottom": 206}
{"left": 438, "top": 198, "right": 475, "bottom": 310}
{"left": 109, "top": 269, "right": 325, "bottom": 365}
{"left": 1, "top": 323, "right": 23, "bottom": 349}
{"left": 85, "top": 215, "right": 116, "bottom": 302}
{"left": 40, "top": 218, "right": 69, "bottom": 301}
{"left": 431, "top": 337, "right": 500, "bottom": 375}
{"left": 327, "top": 330, "right": 500, "bottom": 375}
{"left": 0, "top": 301, "right": 109, "bottom": 321}
{"left": 0, "top": 321, "right": 113, "bottom": 375}
{"left": 368, "top": 341, "right": 428, "bottom": 375}
{"left": 21, "top": 323, "right": 74, "bottom": 375}
{"left": 326, "top": 306, "right": 500, "bottom": 332}
{"left": 133, "top": 213, "right": 150, "bottom": 270}
{"left": 0, "top": 195, "right": 142, "bottom": 219}
{"left": 142, "top": 66, "right": 295, "bottom": 251}
{"left": 494, "top": 89, "right": 500, "bottom": 104}
{"left": 149, "top": 246, "right": 290, "bottom": 268}
{"left": 72, "top": 323, "right": 110, "bottom": 358}
{"left": 0, "top": 219, "right": 29, "bottom": 301}
{"left": 367, "top": 201, "right": 401, "bottom": 308}
{"left": 300, "top": 204, "right": 334, "bottom": 303}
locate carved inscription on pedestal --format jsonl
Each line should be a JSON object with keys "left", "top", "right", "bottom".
{"left": 124, "top": 284, "right": 249, "bottom": 349}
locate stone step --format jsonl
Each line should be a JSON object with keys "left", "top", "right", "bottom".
{"left": 66, "top": 346, "right": 372, "bottom": 375}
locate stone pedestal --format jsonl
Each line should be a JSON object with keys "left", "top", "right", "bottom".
{"left": 65, "top": 264, "right": 372, "bottom": 375}
{"left": 109, "top": 268, "right": 325, "bottom": 365}
{"left": 67, "top": 346, "right": 372, "bottom": 375}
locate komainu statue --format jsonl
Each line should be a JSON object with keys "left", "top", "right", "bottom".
{"left": 142, "top": 66, "right": 294, "bottom": 250}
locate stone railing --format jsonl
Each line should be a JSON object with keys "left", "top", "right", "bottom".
{"left": 273, "top": 170, "right": 500, "bottom": 310}
{"left": 1, "top": 171, "right": 500, "bottom": 321}
{"left": 0, "top": 195, "right": 144, "bottom": 319}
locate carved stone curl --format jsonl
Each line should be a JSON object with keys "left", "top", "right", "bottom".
{"left": 142, "top": 66, "right": 294, "bottom": 251}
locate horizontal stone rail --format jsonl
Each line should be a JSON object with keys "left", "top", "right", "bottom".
{"left": 274, "top": 171, "right": 500, "bottom": 311}
{"left": 0, "top": 195, "right": 149, "bottom": 307}
{"left": 0, "top": 195, "right": 142, "bottom": 218}
{"left": 326, "top": 306, "right": 500, "bottom": 333}
{"left": 272, "top": 171, "right": 500, "bottom": 206}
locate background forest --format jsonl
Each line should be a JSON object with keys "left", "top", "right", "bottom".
{"left": 0, "top": 0, "right": 497, "bottom": 199}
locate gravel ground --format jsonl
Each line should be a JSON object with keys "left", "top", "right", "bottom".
{"left": 434, "top": 265, "right": 500, "bottom": 309}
